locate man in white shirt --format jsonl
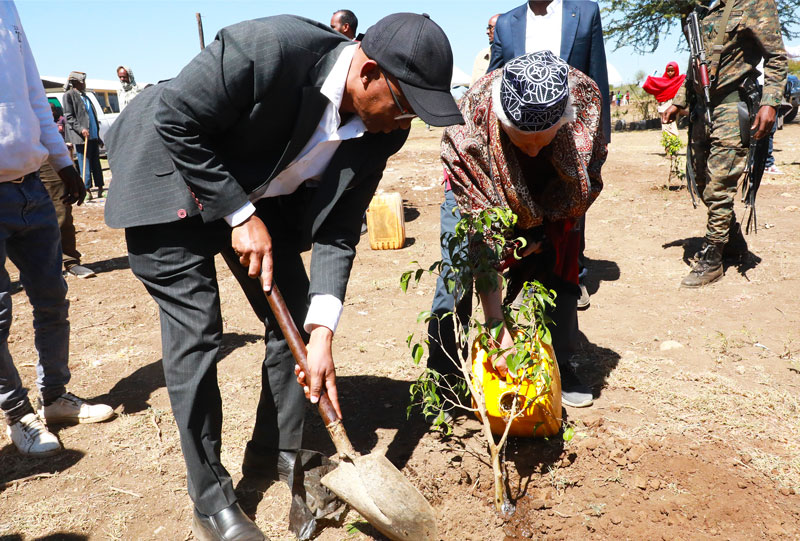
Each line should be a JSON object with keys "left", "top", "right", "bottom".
{"left": 0, "top": 1, "right": 113, "bottom": 458}
{"left": 489, "top": 0, "right": 610, "bottom": 142}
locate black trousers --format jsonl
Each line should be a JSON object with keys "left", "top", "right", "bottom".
{"left": 126, "top": 205, "right": 308, "bottom": 515}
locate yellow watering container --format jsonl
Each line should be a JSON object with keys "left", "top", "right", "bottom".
{"left": 366, "top": 192, "right": 405, "bottom": 250}
{"left": 471, "top": 335, "right": 562, "bottom": 437}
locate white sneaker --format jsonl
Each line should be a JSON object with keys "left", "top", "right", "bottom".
{"left": 765, "top": 165, "right": 783, "bottom": 175}
{"left": 39, "top": 392, "right": 114, "bottom": 424}
{"left": 6, "top": 413, "right": 62, "bottom": 456}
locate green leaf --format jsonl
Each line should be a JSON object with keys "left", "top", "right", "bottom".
{"left": 399, "top": 271, "right": 412, "bottom": 293}
{"left": 346, "top": 521, "right": 369, "bottom": 534}
{"left": 563, "top": 426, "right": 575, "bottom": 442}
{"left": 411, "top": 343, "right": 424, "bottom": 365}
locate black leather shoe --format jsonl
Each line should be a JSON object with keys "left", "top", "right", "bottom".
{"left": 241, "top": 444, "right": 296, "bottom": 485}
{"left": 192, "top": 502, "right": 267, "bottom": 541}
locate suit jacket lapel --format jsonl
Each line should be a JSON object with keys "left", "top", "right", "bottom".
{"left": 512, "top": 6, "right": 527, "bottom": 59}
{"left": 266, "top": 88, "right": 328, "bottom": 180}
{"left": 560, "top": 1, "right": 580, "bottom": 62}
{"left": 266, "top": 41, "right": 352, "bottom": 181}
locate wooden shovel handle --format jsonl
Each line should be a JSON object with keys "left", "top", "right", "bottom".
{"left": 82, "top": 135, "right": 88, "bottom": 177}
{"left": 264, "top": 285, "right": 356, "bottom": 458}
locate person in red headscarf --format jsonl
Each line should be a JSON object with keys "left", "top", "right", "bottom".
{"left": 643, "top": 61, "right": 686, "bottom": 136}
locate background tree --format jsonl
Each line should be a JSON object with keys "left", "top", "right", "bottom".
{"left": 601, "top": 0, "right": 800, "bottom": 54}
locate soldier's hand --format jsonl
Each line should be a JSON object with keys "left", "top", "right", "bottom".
{"left": 56, "top": 165, "right": 86, "bottom": 206}
{"left": 661, "top": 105, "right": 684, "bottom": 125}
{"left": 231, "top": 214, "right": 273, "bottom": 292}
{"left": 751, "top": 105, "right": 776, "bottom": 140}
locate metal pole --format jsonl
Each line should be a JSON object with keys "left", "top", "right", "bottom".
{"left": 196, "top": 13, "right": 205, "bottom": 50}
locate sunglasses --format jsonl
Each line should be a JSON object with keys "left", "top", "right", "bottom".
{"left": 381, "top": 70, "right": 417, "bottom": 121}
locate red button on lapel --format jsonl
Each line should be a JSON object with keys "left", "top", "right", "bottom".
{"left": 177, "top": 209, "right": 187, "bottom": 218}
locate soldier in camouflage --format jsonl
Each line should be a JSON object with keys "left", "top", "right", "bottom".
{"left": 663, "top": 0, "right": 787, "bottom": 287}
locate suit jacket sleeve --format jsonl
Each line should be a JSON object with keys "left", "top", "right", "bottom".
{"left": 63, "top": 90, "right": 87, "bottom": 143}
{"left": 488, "top": 16, "right": 508, "bottom": 72}
{"left": 588, "top": 4, "right": 611, "bottom": 143}
{"left": 308, "top": 129, "right": 409, "bottom": 303}
{"left": 154, "top": 24, "right": 284, "bottom": 222}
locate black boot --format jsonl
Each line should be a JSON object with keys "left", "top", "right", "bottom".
{"left": 722, "top": 221, "right": 749, "bottom": 260}
{"left": 681, "top": 242, "right": 723, "bottom": 288}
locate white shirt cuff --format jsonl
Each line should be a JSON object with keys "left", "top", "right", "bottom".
{"left": 303, "top": 294, "right": 343, "bottom": 334}
{"left": 224, "top": 201, "right": 256, "bottom": 227}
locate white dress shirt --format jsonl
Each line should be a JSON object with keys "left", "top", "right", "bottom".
{"left": 226, "top": 43, "right": 366, "bottom": 335}
{"left": 525, "top": 0, "right": 564, "bottom": 57}
{"left": 0, "top": 1, "right": 73, "bottom": 182}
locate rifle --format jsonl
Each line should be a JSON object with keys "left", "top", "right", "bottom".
{"left": 686, "top": 11, "right": 713, "bottom": 125}
{"left": 739, "top": 78, "right": 769, "bottom": 234}
{"left": 683, "top": 9, "right": 713, "bottom": 208}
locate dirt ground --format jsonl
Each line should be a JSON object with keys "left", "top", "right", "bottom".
{"left": 1, "top": 120, "right": 799, "bottom": 541}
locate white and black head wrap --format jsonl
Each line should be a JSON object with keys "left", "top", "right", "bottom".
{"left": 498, "top": 51, "right": 570, "bottom": 132}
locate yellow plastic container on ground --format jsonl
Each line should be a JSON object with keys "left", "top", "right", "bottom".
{"left": 366, "top": 192, "right": 405, "bottom": 250}
{"left": 471, "top": 336, "right": 562, "bottom": 437}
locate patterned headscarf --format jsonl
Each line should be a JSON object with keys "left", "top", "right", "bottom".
{"left": 499, "top": 51, "right": 569, "bottom": 132}
{"left": 64, "top": 71, "right": 86, "bottom": 91}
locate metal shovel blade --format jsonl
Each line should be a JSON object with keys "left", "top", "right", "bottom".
{"left": 321, "top": 452, "right": 437, "bottom": 541}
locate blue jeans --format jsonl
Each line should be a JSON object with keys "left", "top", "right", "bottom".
{"left": 75, "top": 139, "right": 104, "bottom": 191}
{"left": 764, "top": 122, "right": 777, "bottom": 168}
{"left": 426, "top": 188, "right": 472, "bottom": 378}
{"left": 0, "top": 174, "right": 70, "bottom": 422}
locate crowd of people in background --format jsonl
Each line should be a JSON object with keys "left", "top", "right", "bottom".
{"left": 0, "top": 1, "right": 792, "bottom": 540}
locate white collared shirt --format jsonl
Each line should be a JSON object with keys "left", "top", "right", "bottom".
{"left": 525, "top": 0, "right": 564, "bottom": 57}
{"left": 0, "top": 2, "right": 73, "bottom": 182}
{"left": 226, "top": 43, "right": 365, "bottom": 335}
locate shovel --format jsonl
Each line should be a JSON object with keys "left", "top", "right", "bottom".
{"left": 263, "top": 284, "right": 438, "bottom": 541}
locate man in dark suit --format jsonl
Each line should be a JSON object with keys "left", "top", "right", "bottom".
{"left": 105, "top": 13, "right": 461, "bottom": 541}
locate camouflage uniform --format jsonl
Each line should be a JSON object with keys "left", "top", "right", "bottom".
{"left": 673, "top": 0, "right": 787, "bottom": 253}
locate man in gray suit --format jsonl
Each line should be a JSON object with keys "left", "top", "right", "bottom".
{"left": 105, "top": 13, "right": 461, "bottom": 541}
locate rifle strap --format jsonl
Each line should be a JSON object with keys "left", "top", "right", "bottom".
{"left": 709, "top": 0, "right": 737, "bottom": 82}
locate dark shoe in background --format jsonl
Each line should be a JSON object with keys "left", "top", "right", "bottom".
{"left": 238, "top": 445, "right": 345, "bottom": 541}
{"left": 192, "top": 502, "right": 267, "bottom": 541}
{"left": 681, "top": 242, "right": 723, "bottom": 288}
{"left": 66, "top": 264, "right": 96, "bottom": 279}
{"left": 241, "top": 445, "right": 295, "bottom": 486}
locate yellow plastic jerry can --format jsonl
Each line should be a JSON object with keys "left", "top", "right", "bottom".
{"left": 366, "top": 192, "right": 405, "bottom": 250}
{"left": 471, "top": 335, "right": 562, "bottom": 437}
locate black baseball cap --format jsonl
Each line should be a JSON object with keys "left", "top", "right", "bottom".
{"left": 361, "top": 13, "right": 464, "bottom": 127}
